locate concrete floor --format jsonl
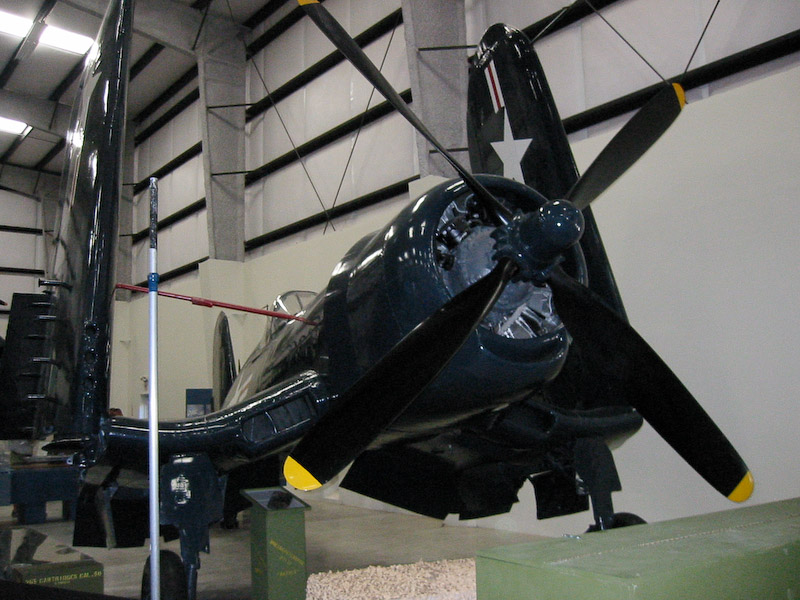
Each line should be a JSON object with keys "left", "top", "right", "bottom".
{"left": 1, "top": 494, "right": 546, "bottom": 599}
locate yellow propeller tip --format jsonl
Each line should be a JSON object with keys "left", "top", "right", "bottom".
{"left": 672, "top": 83, "right": 686, "bottom": 109}
{"left": 298, "top": 0, "right": 319, "bottom": 5}
{"left": 727, "top": 471, "right": 754, "bottom": 503}
{"left": 284, "top": 456, "right": 322, "bottom": 491}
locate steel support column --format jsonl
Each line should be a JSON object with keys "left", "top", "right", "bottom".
{"left": 196, "top": 28, "right": 246, "bottom": 262}
{"left": 400, "top": 0, "right": 469, "bottom": 178}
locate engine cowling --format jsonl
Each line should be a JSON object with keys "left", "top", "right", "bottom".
{"left": 322, "top": 175, "right": 587, "bottom": 436}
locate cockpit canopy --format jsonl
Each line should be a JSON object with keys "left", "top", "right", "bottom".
{"left": 268, "top": 290, "right": 317, "bottom": 337}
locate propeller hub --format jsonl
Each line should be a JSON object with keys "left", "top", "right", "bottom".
{"left": 492, "top": 200, "right": 584, "bottom": 283}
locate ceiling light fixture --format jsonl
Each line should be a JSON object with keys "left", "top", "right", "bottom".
{"left": 0, "top": 116, "right": 30, "bottom": 135}
{"left": 0, "top": 10, "right": 93, "bottom": 55}
{"left": 0, "top": 10, "right": 32, "bottom": 37}
{"left": 40, "top": 25, "right": 94, "bottom": 55}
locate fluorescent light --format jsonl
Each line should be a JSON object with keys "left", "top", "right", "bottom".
{"left": 0, "top": 116, "right": 30, "bottom": 135}
{"left": 0, "top": 9, "right": 93, "bottom": 55}
{"left": 0, "top": 10, "right": 32, "bottom": 37}
{"left": 40, "top": 25, "right": 94, "bottom": 55}
{"left": 0, "top": 10, "right": 94, "bottom": 55}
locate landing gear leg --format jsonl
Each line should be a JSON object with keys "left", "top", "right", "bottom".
{"left": 574, "top": 437, "right": 618, "bottom": 530}
{"left": 574, "top": 437, "right": 644, "bottom": 531}
{"left": 175, "top": 518, "right": 206, "bottom": 600}
{"left": 140, "top": 453, "right": 224, "bottom": 600}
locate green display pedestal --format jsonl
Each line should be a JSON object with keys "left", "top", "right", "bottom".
{"left": 477, "top": 498, "right": 800, "bottom": 600}
{"left": 242, "top": 487, "right": 310, "bottom": 600}
{"left": 1, "top": 527, "right": 103, "bottom": 594}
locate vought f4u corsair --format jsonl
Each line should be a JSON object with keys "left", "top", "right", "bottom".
{"left": 14, "top": 0, "right": 752, "bottom": 598}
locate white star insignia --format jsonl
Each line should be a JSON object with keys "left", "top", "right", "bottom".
{"left": 490, "top": 113, "right": 533, "bottom": 183}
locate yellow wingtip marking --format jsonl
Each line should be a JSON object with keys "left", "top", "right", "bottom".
{"left": 672, "top": 83, "right": 686, "bottom": 108}
{"left": 284, "top": 456, "right": 322, "bottom": 491}
{"left": 728, "top": 471, "right": 754, "bottom": 503}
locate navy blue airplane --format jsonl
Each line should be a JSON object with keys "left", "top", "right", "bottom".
{"left": 5, "top": 1, "right": 751, "bottom": 598}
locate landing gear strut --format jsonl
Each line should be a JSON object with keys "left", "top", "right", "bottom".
{"left": 574, "top": 437, "right": 645, "bottom": 531}
{"left": 140, "top": 453, "right": 224, "bottom": 600}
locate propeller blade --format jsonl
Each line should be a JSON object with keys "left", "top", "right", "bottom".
{"left": 298, "top": 0, "right": 511, "bottom": 224}
{"left": 284, "top": 258, "right": 518, "bottom": 491}
{"left": 548, "top": 266, "right": 753, "bottom": 502}
{"left": 566, "top": 83, "right": 686, "bottom": 210}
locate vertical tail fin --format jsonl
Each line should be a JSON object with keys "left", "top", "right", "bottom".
{"left": 466, "top": 23, "right": 626, "bottom": 318}
{"left": 35, "top": 0, "right": 135, "bottom": 440}
{"left": 467, "top": 24, "right": 579, "bottom": 199}
{"left": 212, "top": 312, "right": 237, "bottom": 411}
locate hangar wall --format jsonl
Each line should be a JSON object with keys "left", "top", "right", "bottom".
{"left": 0, "top": 0, "right": 797, "bottom": 537}
{"left": 108, "top": 62, "right": 800, "bottom": 537}
{"left": 123, "top": 0, "right": 800, "bottom": 287}
{"left": 577, "top": 62, "right": 800, "bottom": 532}
{"left": 109, "top": 0, "right": 800, "bottom": 535}
{"left": 0, "top": 190, "right": 47, "bottom": 336}
{"left": 128, "top": 0, "right": 414, "bottom": 285}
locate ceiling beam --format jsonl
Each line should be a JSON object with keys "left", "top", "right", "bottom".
{"left": 0, "top": 0, "right": 58, "bottom": 87}
{"left": 0, "top": 89, "right": 71, "bottom": 137}
{"left": 0, "top": 163, "right": 60, "bottom": 201}
{"left": 59, "top": 0, "right": 244, "bottom": 57}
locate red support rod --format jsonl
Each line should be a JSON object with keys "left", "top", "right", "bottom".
{"left": 115, "top": 283, "right": 317, "bottom": 325}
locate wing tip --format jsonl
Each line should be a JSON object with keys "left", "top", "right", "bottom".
{"left": 284, "top": 455, "right": 322, "bottom": 491}
{"left": 727, "top": 470, "right": 754, "bottom": 503}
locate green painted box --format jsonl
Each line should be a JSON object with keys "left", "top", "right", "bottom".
{"left": 477, "top": 498, "right": 800, "bottom": 599}
{"left": 242, "top": 487, "right": 310, "bottom": 600}
{"left": 3, "top": 527, "right": 103, "bottom": 594}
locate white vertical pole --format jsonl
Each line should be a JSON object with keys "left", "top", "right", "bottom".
{"left": 148, "top": 177, "right": 161, "bottom": 600}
